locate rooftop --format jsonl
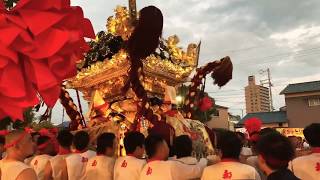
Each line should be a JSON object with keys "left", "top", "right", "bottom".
{"left": 215, "top": 105, "right": 229, "bottom": 109}
{"left": 237, "top": 111, "right": 287, "bottom": 125}
{"left": 280, "top": 80, "right": 320, "bottom": 95}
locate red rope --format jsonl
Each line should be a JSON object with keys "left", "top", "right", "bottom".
{"left": 76, "top": 90, "right": 86, "bottom": 128}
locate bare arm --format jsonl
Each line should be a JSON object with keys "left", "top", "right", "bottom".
{"left": 16, "top": 168, "right": 37, "bottom": 180}
{"left": 44, "top": 161, "right": 53, "bottom": 180}
{"left": 171, "top": 159, "right": 208, "bottom": 179}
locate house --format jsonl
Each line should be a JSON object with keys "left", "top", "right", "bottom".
{"left": 237, "top": 111, "right": 288, "bottom": 128}
{"left": 206, "top": 105, "right": 231, "bottom": 130}
{"left": 280, "top": 80, "right": 320, "bottom": 128}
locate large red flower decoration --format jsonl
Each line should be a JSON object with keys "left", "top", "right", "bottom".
{"left": 244, "top": 117, "right": 262, "bottom": 134}
{"left": 199, "top": 96, "right": 214, "bottom": 112}
{"left": 0, "top": 0, "right": 94, "bottom": 120}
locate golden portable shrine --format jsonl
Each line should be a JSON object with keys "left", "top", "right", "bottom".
{"left": 62, "top": 0, "right": 233, "bottom": 157}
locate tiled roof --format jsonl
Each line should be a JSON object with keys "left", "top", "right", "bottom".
{"left": 215, "top": 105, "right": 228, "bottom": 109}
{"left": 280, "top": 80, "right": 320, "bottom": 95}
{"left": 237, "top": 111, "right": 287, "bottom": 125}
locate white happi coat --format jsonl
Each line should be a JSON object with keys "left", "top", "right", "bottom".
{"left": 49, "top": 154, "right": 70, "bottom": 180}
{"left": 201, "top": 160, "right": 261, "bottom": 180}
{"left": 170, "top": 157, "right": 207, "bottom": 179}
{"left": 66, "top": 150, "right": 96, "bottom": 180}
{"left": 30, "top": 154, "right": 52, "bottom": 180}
{"left": 85, "top": 155, "right": 115, "bottom": 180}
{"left": 140, "top": 158, "right": 207, "bottom": 180}
{"left": 114, "top": 156, "right": 146, "bottom": 180}
{"left": 289, "top": 152, "right": 320, "bottom": 180}
{"left": 0, "top": 160, "right": 34, "bottom": 180}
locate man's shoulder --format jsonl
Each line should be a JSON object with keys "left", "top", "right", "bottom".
{"left": 117, "top": 156, "right": 146, "bottom": 164}
{"left": 65, "top": 153, "right": 82, "bottom": 161}
{"left": 238, "top": 162, "right": 257, "bottom": 171}
{"left": 292, "top": 154, "right": 314, "bottom": 163}
{"left": 50, "top": 154, "right": 69, "bottom": 162}
{"left": 205, "top": 161, "right": 255, "bottom": 171}
{"left": 16, "top": 168, "right": 37, "bottom": 180}
{"left": 38, "top": 154, "right": 52, "bottom": 160}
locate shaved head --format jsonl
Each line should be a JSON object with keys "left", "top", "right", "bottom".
{"left": 5, "top": 130, "right": 35, "bottom": 160}
{"left": 5, "top": 130, "right": 26, "bottom": 146}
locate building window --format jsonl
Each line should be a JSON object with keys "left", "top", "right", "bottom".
{"left": 213, "top": 110, "right": 220, "bottom": 117}
{"left": 308, "top": 98, "right": 320, "bottom": 107}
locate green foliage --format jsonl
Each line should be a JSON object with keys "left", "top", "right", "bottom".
{"left": 31, "top": 121, "right": 55, "bottom": 131}
{"left": 80, "top": 31, "right": 124, "bottom": 69}
{"left": 0, "top": 107, "right": 37, "bottom": 130}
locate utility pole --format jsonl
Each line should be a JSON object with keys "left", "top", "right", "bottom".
{"left": 259, "top": 68, "right": 274, "bottom": 111}
{"left": 128, "top": 0, "right": 137, "bottom": 24}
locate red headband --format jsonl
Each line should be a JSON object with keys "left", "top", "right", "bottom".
{"left": 24, "top": 127, "right": 34, "bottom": 134}
{"left": 0, "top": 130, "right": 9, "bottom": 136}
{"left": 38, "top": 141, "right": 50, "bottom": 150}
{"left": 4, "top": 132, "right": 27, "bottom": 149}
{"left": 39, "top": 128, "right": 51, "bottom": 137}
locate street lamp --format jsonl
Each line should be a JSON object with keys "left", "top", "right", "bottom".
{"left": 176, "top": 96, "right": 183, "bottom": 103}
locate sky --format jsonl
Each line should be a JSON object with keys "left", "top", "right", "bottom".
{"left": 50, "top": 0, "right": 320, "bottom": 125}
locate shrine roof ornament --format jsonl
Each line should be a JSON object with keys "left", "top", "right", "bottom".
{"left": 67, "top": 0, "right": 200, "bottom": 101}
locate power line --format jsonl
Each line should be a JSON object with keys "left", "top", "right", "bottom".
{"left": 234, "top": 48, "right": 320, "bottom": 65}
{"left": 236, "top": 46, "right": 320, "bottom": 60}
{"left": 209, "top": 92, "right": 244, "bottom": 95}
{"left": 209, "top": 42, "right": 288, "bottom": 55}
{"left": 207, "top": 89, "right": 245, "bottom": 93}
{"left": 215, "top": 100, "right": 245, "bottom": 103}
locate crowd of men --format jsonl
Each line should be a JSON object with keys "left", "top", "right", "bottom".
{"left": 0, "top": 123, "right": 319, "bottom": 180}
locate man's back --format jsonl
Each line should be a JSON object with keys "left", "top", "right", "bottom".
{"left": 114, "top": 156, "right": 146, "bottom": 180}
{"left": 289, "top": 153, "right": 320, "bottom": 180}
{"left": 30, "top": 154, "right": 52, "bottom": 180}
{"left": 0, "top": 160, "right": 36, "bottom": 180}
{"left": 85, "top": 155, "right": 115, "bottom": 180}
{"left": 50, "top": 154, "right": 69, "bottom": 180}
{"left": 201, "top": 161, "right": 261, "bottom": 180}
{"left": 66, "top": 150, "right": 96, "bottom": 180}
{"left": 140, "top": 160, "right": 173, "bottom": 180}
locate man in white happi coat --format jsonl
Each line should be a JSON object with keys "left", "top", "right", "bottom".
{"left": 0, "top": 130, "right": 37, "bottom": 180}
{"left": 63, "top": 131, "right": 96, "bottom": 180}
{"left": 170, "top": 135, "right": 207, "bottom": 179}
{"left": 140, "top": 134, "right": 208, "bottom": 180}
{"left": 85, "top": 133, "right": 116, "bottom": 180}
{"left": 256, "top": 133, "right": 299, "bottom": 180}
{"left": 202, "top": 131, "right": 261, "bottom": 180}
{"left": 289, "top": 123, "right": 320, "bottom": 180}
{"left": 44, "top": 129, "right": 73, "bottom": 180}
{"left": 30, "top": 135, "right": 56, "bottom": 180}
{"left": 114, "top": 131, "right": 146, "bottom": 180}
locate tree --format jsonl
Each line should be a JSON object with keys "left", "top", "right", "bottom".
{"left": 0, "top": 107, "right": 37, "bottom": 130}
